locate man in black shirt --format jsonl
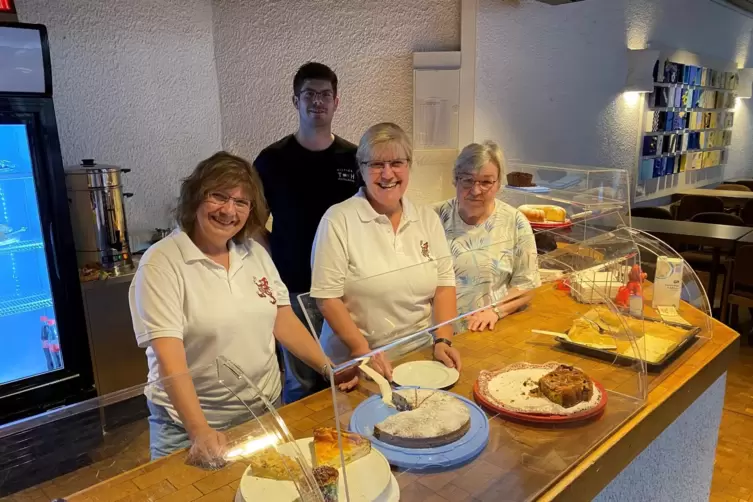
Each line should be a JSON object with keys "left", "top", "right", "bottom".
{"left": 254, "top": 62, "right": 358, "bottom": 403}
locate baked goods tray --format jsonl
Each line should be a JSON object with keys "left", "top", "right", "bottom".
{"left": 554, "top": 316, "right": 701, "bottom": 372}
{"left": 530, "top": 219, "right": 572, "bottom": 230}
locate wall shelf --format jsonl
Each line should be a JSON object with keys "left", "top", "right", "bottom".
{"left": 631, "top": 45, "right": 741, "bottom": 203}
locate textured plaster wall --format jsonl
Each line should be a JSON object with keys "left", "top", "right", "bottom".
{"left": 17, "top": 0, "right": 223, "bottom": 233}
{"left": 212, "top": 0, "right": 460, "bottom": 161}
{"left": 476, "top": 0, "right": 753, "bottom": 189}
{"left": 594, "top": 373, "right": 726, "bottom": 501}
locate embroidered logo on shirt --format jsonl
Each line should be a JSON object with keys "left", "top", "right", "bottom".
{"left": 254, "top": 277, "right": 277, "bottom": 304}
{"left": 420, "top": 240, "right": 431, "bottom": 259}
{"left": 336, "top": 167, "right": 356, "bottom": 183}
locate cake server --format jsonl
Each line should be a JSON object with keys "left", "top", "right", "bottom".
{"left": 532, "top": 329, "right": 617, "bottom": 350}
{"left": 359, "top": 359, "right": 413, "bottom": 411}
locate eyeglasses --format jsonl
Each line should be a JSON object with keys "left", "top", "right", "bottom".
{"left": 298, "top": 89, "right": 335, "bottom": 102}
{"left": 361, "top": 159, "right": 409, "bottom": 172}
{"left": 456, "top": 176, "right": 498, "bottom": 192}
{"left": 206, "top": 191, "right": 252, "bottom": 212}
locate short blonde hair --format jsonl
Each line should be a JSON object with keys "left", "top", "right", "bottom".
{"left": 356, "top": 122, "right": 412, "bottom": 170}
{"left": 175, "top": 151, "right": 268, "bottom": 243}
{"left": 454, "top": 140, "right": 506, "bottom": 181}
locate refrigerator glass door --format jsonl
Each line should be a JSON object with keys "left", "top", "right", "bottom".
{"left": 0, "top": 123, "right": 61, "bottom": 385}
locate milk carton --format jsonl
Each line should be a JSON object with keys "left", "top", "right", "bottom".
{"left": 652, "top": 256, "right": 683, "bottom": 308}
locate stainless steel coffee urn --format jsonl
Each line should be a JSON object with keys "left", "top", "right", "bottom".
{"left": 65, "top": 159, "right": 134, "bottom": 276}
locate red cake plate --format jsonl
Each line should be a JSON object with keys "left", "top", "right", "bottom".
{"left": 473, "top": 376, "right": 608, "bottom": 424}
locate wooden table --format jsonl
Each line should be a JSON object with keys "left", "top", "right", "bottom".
{"left": 31, "top": 286, "right": 737, "bottom": 502}
{"left": 670, "top": 188, "right": 753, "bottom": 208}
{"left": 630, "top": 216, "right": 753, "bottom": 311}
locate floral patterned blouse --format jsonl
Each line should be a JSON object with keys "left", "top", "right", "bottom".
{"left": 434, "top": 198, "right": 541, "bottom": 315}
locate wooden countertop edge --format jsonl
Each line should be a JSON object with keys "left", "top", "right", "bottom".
{"left": 538, "top": 327, "right": 740, "bottom": 502}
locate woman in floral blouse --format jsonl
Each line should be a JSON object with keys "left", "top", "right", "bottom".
{"left": 434, "top": 141, "right": 541, "bottom": 331}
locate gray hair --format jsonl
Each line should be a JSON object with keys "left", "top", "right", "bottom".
{"left": 356, "top": 122, "right": 412, "bottom": 169}
{"left": 453, "top": 140, "right": 506, "bottom": 180}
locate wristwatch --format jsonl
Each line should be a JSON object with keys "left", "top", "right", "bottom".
{"left": 492, "top": 305, "right": 503, "bottom": 319}
{"left": 320, "top": 362, "right": 332, "bottom": 380}
{"left": 433, "top": 337, "right": 453, "bottom": 347}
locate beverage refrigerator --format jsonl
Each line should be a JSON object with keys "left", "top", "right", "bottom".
{"left": 0, "top": 22, "right": 95, "bottom": 425}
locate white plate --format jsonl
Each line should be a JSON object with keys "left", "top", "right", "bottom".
{"left": 377, "top": 474, "right": 400, "bottom": 502}
{"left": 392, "top": 360, "right": 459, "bottom": 389}
{"left": 236, "top": 437, "right": 391, "bottom": 502}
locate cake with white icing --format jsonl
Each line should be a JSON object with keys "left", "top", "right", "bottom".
{"left": 373, "top": 389, "right": 470, "bottom": 448}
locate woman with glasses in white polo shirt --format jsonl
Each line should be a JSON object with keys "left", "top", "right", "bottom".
{"left": 435, "top": 141, "right": 541, "bottom": 332}
{"left": 130, "top": 152, "right": 348, "bottom": 464}
{"left": 310, "top": 123, "right": 462, "bottom": 379}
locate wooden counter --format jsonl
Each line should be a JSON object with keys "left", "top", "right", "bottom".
{"left": 7, "top": 285, "right": 739, "bottom": 502}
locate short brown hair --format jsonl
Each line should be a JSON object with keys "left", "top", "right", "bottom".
{"left": 294, "top": 62, "right": 338, "bottom": 96}
{"left": 175, "top": 151, "right": 268, "bottom": 243}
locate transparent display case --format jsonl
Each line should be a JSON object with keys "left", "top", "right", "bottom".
{"left": 0, "top": 358, "right": 326, "bottom": 502}
{"left": 0, "top": 162, "right": 716, "bottom": 502}
{"left": 305, "top": 218, "right": 712, "bottom": 501}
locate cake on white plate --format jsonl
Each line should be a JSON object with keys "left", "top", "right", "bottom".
{"left": 373, "top": 389, "right": 471, "bottom": 448}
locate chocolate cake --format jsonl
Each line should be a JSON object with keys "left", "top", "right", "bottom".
{"left": 538, "top": 365, "right": 594, "bottom": 408}
{"left": 373, "top": 389, "right": 470, "bottom": 448}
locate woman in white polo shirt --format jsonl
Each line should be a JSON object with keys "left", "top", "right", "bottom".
{"left": 435, "top": 141, "right": 541, "bottom": 332}
{"left": 311, "top": 123, "right": 462, "bottom": 378}
{"left": 130, "top": 152, "right": 345, "bottom": 464}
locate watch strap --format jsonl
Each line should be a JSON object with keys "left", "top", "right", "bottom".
{"left": 492, "top": 305, "right": 503, "bottom": 319}
{"left": 433, "top": 337, "right": 453, "bottom": 347}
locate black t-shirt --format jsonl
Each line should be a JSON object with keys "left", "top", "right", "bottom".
{"left": 254, "top": 134, "right": 359, "bottom": 293}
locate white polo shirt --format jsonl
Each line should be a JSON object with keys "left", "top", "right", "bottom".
{"left": 310, "top": 188, "right": 455, "bottom": 363}
{"left": 129, "top": 230, "right": 289, "bottom": 428}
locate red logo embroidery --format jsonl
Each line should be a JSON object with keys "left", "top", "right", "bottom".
{"left": 420, "top": 240, "right": 431, "bottom": 259}
{"left": 254, "top": 277, "right": 277, "bottom": 305}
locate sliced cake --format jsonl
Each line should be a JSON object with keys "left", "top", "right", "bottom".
{"left": 313, "top": 427, "right": 371, "bottom": 469}
{"left": 538, "top": 365, "right": 594, "bottom": 408}
{"left": 373, "top": 389, "right": 470, "bottom": 448}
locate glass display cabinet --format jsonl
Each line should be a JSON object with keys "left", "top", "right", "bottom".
{"left": 303, "top": 211, "right": 712, "bottom": 501}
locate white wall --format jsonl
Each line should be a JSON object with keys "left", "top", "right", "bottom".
{"left": 475, "top": 0, "right": 753, "bottom": 199}
{"left": 212, "top": 0, "right": 460, "bottom": 160}
{"left": 17, "top": 0, "right": 223, "bottom": 233}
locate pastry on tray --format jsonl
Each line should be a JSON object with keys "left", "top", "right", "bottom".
{"left": 373, "top": 389, "right": 471, "bottom": 448}
{"left": 538, "top": 365, "right": 594, "bottom": 408}
{"left": 567, "top": 318, "right": 617, "bottom": 348}
{"left": 518, "top": 204, "right": 567, "bottom": 223}
{"left": 313, "top": 427, "right": 371, "bottom": 469}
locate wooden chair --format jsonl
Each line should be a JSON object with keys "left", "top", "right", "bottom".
{"left": 725, "top": 245, "right": 753, "bottom": 341}
{"left": 732, "top": 180, "right": 753, "bottom": 191}
{"left": 681, "top": 212, "right": 744, "bottom": 312}
{"left": 690, "top": 212, "right": 745, "bottom": 226}
{"left": 740, "top": 199, "right": 753, "bottom": 226}
{"left": 675, "top": 195, "right": 725, "bottom": 221}
{"left": 716, "top": 183, "right": 751, "bottom": 192}
{"left": 630, "top": 206, "right": 673, "bottom": 220}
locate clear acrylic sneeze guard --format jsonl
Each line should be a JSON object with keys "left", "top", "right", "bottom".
{"left": 0, "top": 357, "right": 324, "bottom": 502}
{"left": 305, "top": 218, "right": 712, "bottom": 501}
